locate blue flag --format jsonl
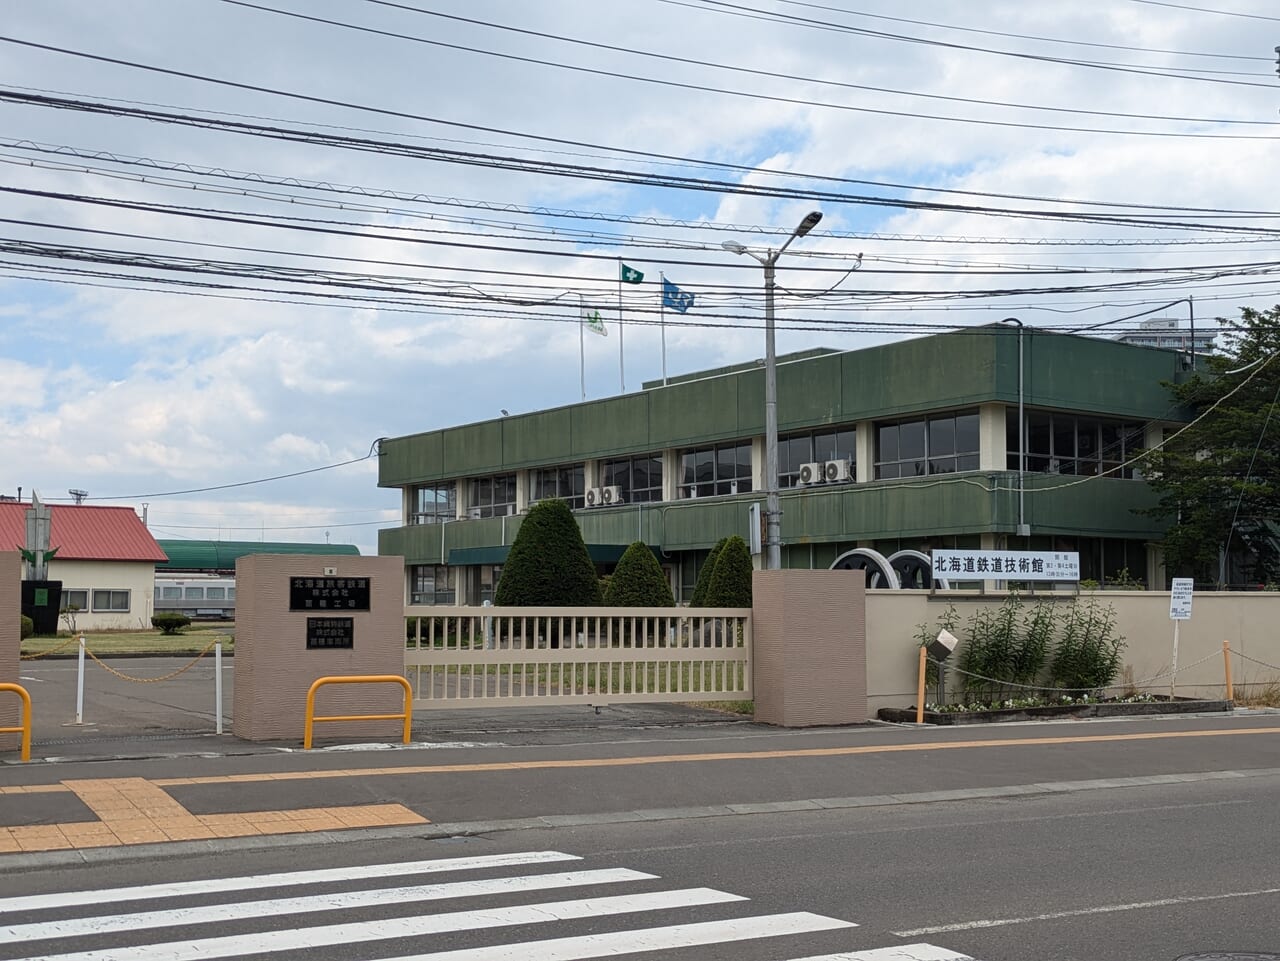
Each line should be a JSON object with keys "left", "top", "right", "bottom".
{"left": 662, "top": 278, "right": 694, "bottom": 313}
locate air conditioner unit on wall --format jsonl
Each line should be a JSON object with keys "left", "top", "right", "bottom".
{"left": 585, "top": 487, "right": 603, "bottom": 507}
{"left": 799, "top": 462, "right": 824, "bottom": 485}
{"left": 467, "top": 507, "right": 482, "bottom": 519}
{"left": 601, "top": 485, "right": 623, "bottom": 505}
{"left": 825, "top": 459, "right": 853, "bottom": 483}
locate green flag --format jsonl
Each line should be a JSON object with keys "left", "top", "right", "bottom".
{"left": 620, "top": 263, "right": 644, "bottom": 284}
{"left": 582, "top": 305, "right": 607, "bottom": 336}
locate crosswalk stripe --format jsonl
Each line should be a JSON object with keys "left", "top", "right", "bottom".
{"left": 21, "top": 887, "right": 748, "bottom": 961}
{"left": 0, "top": 850, "right": 579, "bottom": 913}
{"left": 367, "top": 912, "right": 858, "bottom": 961}
{"left": 0, "top": 868, "right": 654, "bottom": 944}
{"left": 784, "top": 946, "right": 973, "bottom": 961}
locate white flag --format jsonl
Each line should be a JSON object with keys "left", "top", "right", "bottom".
{"left": 582, "top": 305, "right": 607, "bottom": 336}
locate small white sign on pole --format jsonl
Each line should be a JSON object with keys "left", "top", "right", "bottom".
{"left": 1169, "top": 577, "right": 1194, "bottom": 621}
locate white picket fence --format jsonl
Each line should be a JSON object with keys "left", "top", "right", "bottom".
{"left": 403, "top": 605, "right": 752, "bottom": 709}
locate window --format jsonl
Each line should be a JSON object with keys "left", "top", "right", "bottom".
{"left": 1007, "top": 410, "right": 1145, "bottom": 479}
{"left": 680, "top": 442, "right": 752, "bottom": 498}
{"left": 206, "top": 587, "right": 226, "bottom": 600}
{"left": 184, "top": 587, "right": 204, "bottom": 600}
{"left": 876, "top": 411, "right": 979, "bottom": 478}
{"left": 474, "top": 565, "right": 502, "bottom": 606}
{"left": 92, "top": 589, "right": 130, "bottom": 613}
{"left": 467, "top": 474, "right": 517, "bottom": 518}
{"left": 61, "top": 589, "right": 88, "bottom": 612}
{"left": 410, "top": 565, "right": 455, "bottom": 605}
{"left": 161, "top": 586, "right": 182, "bottom": 600}
{"left": 411, "top": 484, "right": 456, "bottom": 524}
{"left": 529, "top": 465, "right": 585, "bottom": 509}
{"left": 602, "top": 454, "right": 663, "bottom": 503}
{"left": 779, "top": 427, "right": 857, "bottom": 487}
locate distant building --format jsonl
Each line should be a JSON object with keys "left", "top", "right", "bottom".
{"left": 0, "top": 502, "right": 167, "bottom": 630}
{"left": 1115, "top": 317, "right": 1216, "bottom": 355}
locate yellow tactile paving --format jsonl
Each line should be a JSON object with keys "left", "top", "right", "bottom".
{"left": 0, "top": 784, "right": 72, "bottom": 795}
{"left": 1, "top": 775, "right": 428, "bottom": 854}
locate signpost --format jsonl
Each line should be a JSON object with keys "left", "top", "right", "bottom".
{"left": 1168, "top": 577, "right": 1194, "bottom": 698}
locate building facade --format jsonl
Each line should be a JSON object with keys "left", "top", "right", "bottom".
{"left": 378, "top": 326, "right": 1194, "bottom": 602}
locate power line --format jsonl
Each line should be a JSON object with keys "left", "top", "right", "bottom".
{"left": 1125, "top": 0, "right": 1280, "bottom": 24}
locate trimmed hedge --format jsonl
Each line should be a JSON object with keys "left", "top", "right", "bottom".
{"left": 705, "top": 535, "right": 753, "bottom": 608}
{"left": 20, "top": 615, "right": 33, "bottom": 640}
{"left": 495, "top": 499, "right": 602, "bottom": 608}
{"left": 689, "top": 537, "right": 728, "bottom": 608}
{"left": 604, "top": 541, "right": 674, "bottom": 608}
{"left": 151, "top": 612, "right": 192, "bottom": 635}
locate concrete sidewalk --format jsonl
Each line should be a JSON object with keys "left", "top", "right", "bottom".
{"left": 12, "top": 655, "right": 753, "bottom": 764}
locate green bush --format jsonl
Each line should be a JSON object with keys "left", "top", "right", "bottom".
{"left": 151, "top": 612, "right": 192, "bottom": 635}
{"left": 1048, "top": 598, "right": 1125, "bottom": 693}
{"left": 496, "top": 499, "right": 601, "bottom": 607}
{"left": 20, "top": 615, "right": 33, "bottom": 640}
{"left": 689, "top": 537, "right": 728, "bottom": 607}
{"left": 604, "top": 542, "right": 675, "bottom": 607}
{"left": 705, "top": 535, "right": 753, "bottom": 608}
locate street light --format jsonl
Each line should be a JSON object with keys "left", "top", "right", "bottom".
{"left": 723, "top": 210, "right": 823, "bottom": 570}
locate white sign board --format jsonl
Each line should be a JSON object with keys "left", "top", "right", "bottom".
{"left": 1169, "top": 577, "right": 1194, "bottom": 620}
{"left": 931, "top": 550, "right": 1080, "bottom": 582}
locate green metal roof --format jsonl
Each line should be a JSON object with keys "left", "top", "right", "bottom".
{"left": 156, "top": 539, "right": 360, "bottom": 572}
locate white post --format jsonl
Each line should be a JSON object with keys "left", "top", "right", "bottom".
{"left": 75, "top": 634, "right": 85, "bottom": 724}
{"left": 1170, "top": 620, "right": 1180, "bottom": 700}
{"left": 215, "top": 641, "right": 224, "bottom": 735}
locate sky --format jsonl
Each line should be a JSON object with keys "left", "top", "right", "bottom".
{"left": 1, "top": 0, "right": 1278, "bottom": 554}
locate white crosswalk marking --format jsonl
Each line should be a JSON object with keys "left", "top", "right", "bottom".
{"left": 0, "top": 868, "right": 654, "bottom": 944}
{"left": 2, "top": 849, "right": 975, "bottom": 961}
{"left": 0, "top": 850, "right": 580, "bottom": 912}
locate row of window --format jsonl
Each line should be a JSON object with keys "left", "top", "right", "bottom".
{"left": 410, "top": 564, "right": 502, "bottom": 606}
{"left": 154, "top": 585, "right": 236, "bottom": 601}
{"left": 60, "top": 589, "right": 131, "bottom": 613}
{"left": 408, "top": 409, "right": 1149, "bottom": 518}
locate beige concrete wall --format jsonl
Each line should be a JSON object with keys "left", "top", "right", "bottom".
{"left": 1, "top": 552, "right": 19, "bottom": 752}
{"left": 49, "top": 560, "right": 156, "bottom": 631}
{"left": 865, "top": 589, "right": 1280, "bottom": 713}
{"left": 233, "top": 554, "right": 408, "bottom": 742}
{"left": 753, "top": 570, "right": 867, "bottom": 727}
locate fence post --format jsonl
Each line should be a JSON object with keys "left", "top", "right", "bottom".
{"left": 215, "top": 641, "right": 224, "bottom": 734}
{"left": 1223, "top": 639, "right": 1234, "bottom": 703}
{"left": 916, "top": 646, "right": 927, "bottom": 724}
{"left": 75, "top": 634, "right": 86, "bottom": 725}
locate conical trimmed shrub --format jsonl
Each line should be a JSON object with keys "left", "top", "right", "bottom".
{"left": 495, "top": 499, "right": 602, "bottom": 607}
{"left": 604, "top": 541, "right": 675, "bottom": 607}
{"left": 705, "top": 535, "right": 753, "bottom": 608}
{"left": 689, "top": 537, "right": 728, "bottom": 607}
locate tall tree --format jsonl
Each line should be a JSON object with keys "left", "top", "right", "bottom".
{"left": 689, "top": 537, "right": 727, "bottom": 607}
{"left": 1143, "top": 305, "right": 1280, "bottom": 586}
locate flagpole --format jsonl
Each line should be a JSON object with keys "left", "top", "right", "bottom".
{"left": 659, "top": 272, "right": 668, "bottom": 386}
{"left": 578, "top": 293, "right": 586, "bottom": 401}
{"left": 617, "top": 258, "right": 625, "bottom": 393}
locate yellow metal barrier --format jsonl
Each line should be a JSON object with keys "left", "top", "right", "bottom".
{"left": 0, "top": 682, "right": 32, "bottom": 762}
{"left": 303, "top": 675, "right": 412, "bottom": 750}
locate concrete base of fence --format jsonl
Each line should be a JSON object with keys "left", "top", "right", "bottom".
{"left": 752, "top": 570, "right": 868, "bottom": 727}
{"left": 1, "top": 552, "right": 19, "bottom": 751}
{"left": 233, "top": 554, "right": 408, "bottom": 742}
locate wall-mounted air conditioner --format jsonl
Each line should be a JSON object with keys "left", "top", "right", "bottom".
{"left": 467, "top": 507, "right": 482, "bottom": 519}
{"left": 799, "top": 462, "right": 824, "bottom": 485}
{"left": 585, "top": 487, "right": 604, "bottom": 507}
{"left": 601, "top": 485, "right": 623, "bottom": 505}
{"left": 825, "top": 459, "right": 853, "bottom": 483}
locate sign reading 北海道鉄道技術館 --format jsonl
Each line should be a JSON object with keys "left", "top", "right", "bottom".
{"left": 931, "top": 550, "right": 1080, "bottom": 582}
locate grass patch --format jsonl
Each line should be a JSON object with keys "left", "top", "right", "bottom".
{"left": 696, "top": 700, "right": 755, "bottom": 716}
{"left": 1233, "top": 680, "right": 1280, "bottom": 707}
{"left": 21, "top": 622, "right": 234, "bottom": 657}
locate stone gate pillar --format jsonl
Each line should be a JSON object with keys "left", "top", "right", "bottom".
{"left": 233, "top": 554, "right": 407, "bottom": 742}
{"left": 752, "top": 569, "right": 867, "bottom": 726}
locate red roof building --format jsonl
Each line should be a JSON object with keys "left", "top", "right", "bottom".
{"left": 0, "top": 502, "right": 167, "bottom": 562}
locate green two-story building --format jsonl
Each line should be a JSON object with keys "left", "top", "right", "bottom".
{"left": 378, "top": 325, "right": 1194, "bottom": 604}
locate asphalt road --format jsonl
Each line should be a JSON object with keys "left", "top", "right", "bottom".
{"left": 4, "top": 711, "right": 1280, "bottom": 961}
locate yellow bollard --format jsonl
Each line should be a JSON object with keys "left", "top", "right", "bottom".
{"left": 0, "top": 683, "right": 32, "bottom": 762}
{"left": 916, "top": 646, "right": 928, "bottom": 724}
{"left": 1223, "top": 640, "right": 1234, "bottom": 703}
